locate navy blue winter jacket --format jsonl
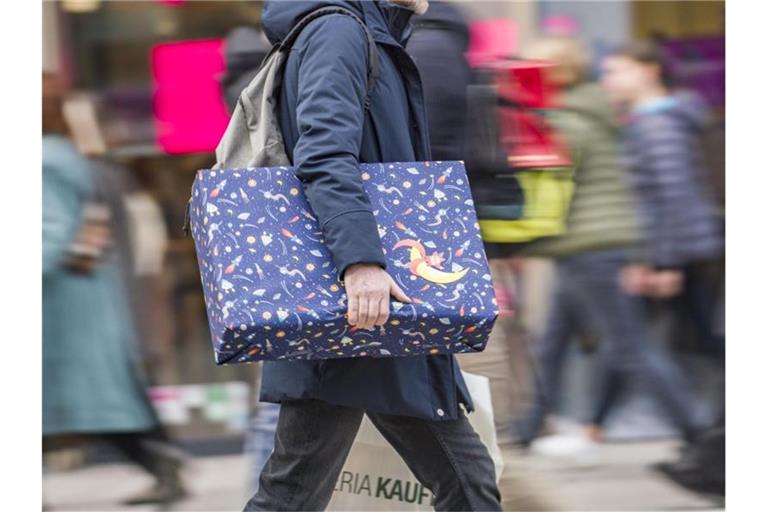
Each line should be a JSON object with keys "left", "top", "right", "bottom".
{"left": 623, "top": 93, "right": 723, "bottom": 269}
{"left": 258, "top": 0, "right": 473, "bottom": 421}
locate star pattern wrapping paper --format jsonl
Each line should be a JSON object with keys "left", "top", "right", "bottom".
{"left": 189, "top": 161, "right": 498, "bottom": 365}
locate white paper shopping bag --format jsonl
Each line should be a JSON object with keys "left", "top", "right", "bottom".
{"left": 327, "top": 372, "right": 504, "bottom": 511}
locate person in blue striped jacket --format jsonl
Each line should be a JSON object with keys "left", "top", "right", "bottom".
{"left": 601, "top": 38, "right": 724, "bottom": 497}
{"left": 602, "top": 40, "right": 723, "bottom": 301}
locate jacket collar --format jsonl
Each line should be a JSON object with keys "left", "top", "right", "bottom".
{"left": 358, "top": 2, "right": 414, "bottom": 48}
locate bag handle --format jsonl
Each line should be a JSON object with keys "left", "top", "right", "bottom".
{"left": 277, "top": 6, "right": 380, "bottom": 110}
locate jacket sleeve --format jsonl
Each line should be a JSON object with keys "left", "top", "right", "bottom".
{"left": 291, "top": 15, "right": 386, "bottom": 280}
{"left": 634, "top": 117, "right": 693, "bottom": 269}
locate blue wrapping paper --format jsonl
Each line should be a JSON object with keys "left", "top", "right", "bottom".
{"left": 189, "top": 161, "right": 497, "bottom": 364}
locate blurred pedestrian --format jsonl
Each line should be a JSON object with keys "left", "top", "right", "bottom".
{"left": 408, "top": 7, "right": 563, "bottom": 510}
{"left": 42, "top": 73, "right": 186, "bottom": 506}
{"left": 602, "top": 40, "right": 724, "bottom": 351}
{"left": 511, "top": 36, "right": 704, "bottom": 448}
{"left": 407, "top": 0, "right": 472, "bottom": 163}
{"left": 601, "top": 39, "right": 725, "bottom": 497}
{"left": 244, "top": 2, "right": 501, "bottom": 511}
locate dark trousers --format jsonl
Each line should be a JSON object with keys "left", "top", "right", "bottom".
{"left": 516, "top": 249, "right": 701, "bottom": 443}
{"left": 244, "top": 399, "right": 502, "bottom": 511}
{"left": 668, "top": 260, "right": 725, "bottom": 356}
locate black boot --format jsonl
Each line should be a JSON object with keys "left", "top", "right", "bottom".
{"left": 122, "top": 458, "right": 188, "bottom": 506}
{"left": 653, "top": 426, "right": 725, "bottom": 498}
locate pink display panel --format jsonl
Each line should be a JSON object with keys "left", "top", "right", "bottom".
{"left": 466, "top": 19, "right": 518, "bottom": 68}
{"left": 151, "top": 39, "right": 229, "bottom": 154}
{"left": 540, "top": 15, "right": 580, "bottom": 36}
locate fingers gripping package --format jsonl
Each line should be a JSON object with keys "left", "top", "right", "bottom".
{"left": 188, "top": 160, "right": 498, "bottom": 364}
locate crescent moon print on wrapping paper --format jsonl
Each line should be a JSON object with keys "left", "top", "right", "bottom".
{"left": 189, "top": 161, "right": 498, "bottom": 364}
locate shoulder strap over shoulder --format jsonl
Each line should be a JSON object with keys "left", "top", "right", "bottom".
{"left": 276, "top": 6, "right": 380, "bottom": 110}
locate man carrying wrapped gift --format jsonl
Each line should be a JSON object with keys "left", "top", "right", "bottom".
{"left": 244, "top": 1, "right": 502, "bottom": 510}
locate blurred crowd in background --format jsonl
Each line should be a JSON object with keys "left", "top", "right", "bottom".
{"left": 42, "top": 0, "right": 725, "bottom": 510}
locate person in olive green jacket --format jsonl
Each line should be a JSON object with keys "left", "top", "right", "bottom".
{"left": 513, "top": 37, "right": 703, "bottom": 447}
{"left": 525, "top": 79, "right": 641, "bottom": 259}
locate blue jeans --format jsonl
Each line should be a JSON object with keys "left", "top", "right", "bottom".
{"left": 244, "top": 402, "right": 281, "bottom": 492}
{"left": 516, "top": 249, "right": 701, "bottom": 443}
{"left": 244, "top": 399, "right": 502, "bottom": 511}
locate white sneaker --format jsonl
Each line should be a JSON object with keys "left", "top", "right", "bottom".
{"left": 530, "top": 433, "right": 601, "bottom": 467}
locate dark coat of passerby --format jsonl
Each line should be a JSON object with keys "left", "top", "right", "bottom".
{"left": 406, "top": 0, "right": 471, "bottom": 162}
{"left": 245, "top": 2, "right": 501, "bottom": 510}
